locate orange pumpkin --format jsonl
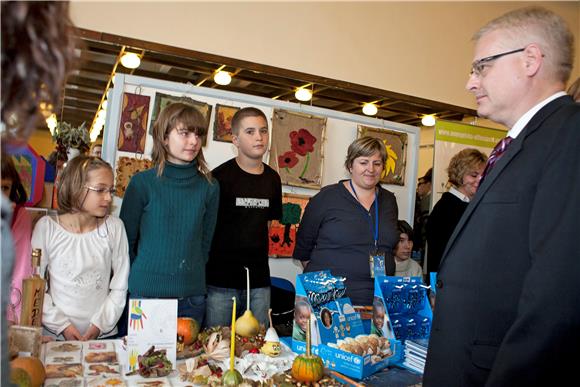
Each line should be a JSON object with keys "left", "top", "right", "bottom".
{"left": 291, "top": 305, "right": 324, "bottom": 383}
{"left": 10, "top": 367, "right": 32, "bottom": 387}
{"left": 10, "top": 357, "right": 45, "bottom": 387}
{"left": 291, "top": 354, "right": 324, "bottom": 383}
{"left": 177, "top": 317, "right": 200, "bottom": 345}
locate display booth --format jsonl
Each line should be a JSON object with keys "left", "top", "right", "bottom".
{"left": 101, "top": 73, "right": 421, "bottom": 285}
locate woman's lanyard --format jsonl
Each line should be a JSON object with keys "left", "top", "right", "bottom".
{"left": 349, "top": 179, "right": 379, "bottom": 250}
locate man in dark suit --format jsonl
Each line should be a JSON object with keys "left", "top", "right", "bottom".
{"left": 423, "top": 7, "right": 580, "bottom": 386}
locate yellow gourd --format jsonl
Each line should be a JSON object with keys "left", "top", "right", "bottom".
{"left": 222, "top": 369, "right": 244, "bottom": 386}
{"left": 236, "top": 267, "right": 260, "bottom": 337}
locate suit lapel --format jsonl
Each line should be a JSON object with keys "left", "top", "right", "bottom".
{"left": 438, "top": 96, "right": 572, "bottom": 269}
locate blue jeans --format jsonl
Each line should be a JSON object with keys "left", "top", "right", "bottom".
{"left": 206, "top": 286, "right": 270, "bottom": 328}
{"left": 131, "top": 295, "right": 206, "bottom": 326}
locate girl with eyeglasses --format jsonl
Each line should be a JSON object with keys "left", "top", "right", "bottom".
{"left": 31, "top": 155, "right": 129, "bottom": 340}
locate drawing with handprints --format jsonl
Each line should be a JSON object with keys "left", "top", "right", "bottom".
{"left": 130, "top": 299, "right": 148, "bottom": 330}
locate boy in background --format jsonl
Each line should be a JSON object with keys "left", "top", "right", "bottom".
{"left": 206, "top": 107, "right": 282, "bottom": 328}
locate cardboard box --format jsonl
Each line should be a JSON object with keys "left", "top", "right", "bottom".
{"left": 291, "top": 271, "right": 402, "bottom": 379}
{"left": 373, "top": 276, "right": 432, "bottom": 371}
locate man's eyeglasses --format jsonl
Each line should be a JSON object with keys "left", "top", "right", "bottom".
{"left": 469, "top": 47, "right": 525, "bottom": 77}
{"left": 85, "top": 186, "right": 115, "bottom": 196}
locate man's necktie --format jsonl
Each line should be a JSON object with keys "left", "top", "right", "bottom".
{"left": 480, "top": 136, "right": 514, "bottom": 182}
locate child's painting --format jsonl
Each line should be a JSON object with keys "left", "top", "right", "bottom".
{"left": 126, "top": 299, "right": 177, "bottom": 373}
{"left": 268, "top": 109, "right": 326, "bottom": 189}
{"left": 268, "top": 193, "right": 310, "bottom": 258}
{"left": 115, "top": 157, "right": 153, "bottom": 198}
{"left": 118, "top": 93, "right": 150, "bottom": 153}
{"left": 358, "top": 125, "right": 407, "bottom": 185}
{"left": 148, "top": 92, "right": 212, "bottom": 146}
{"left": 213, "top": 104, "right": 239, "bottom": 143}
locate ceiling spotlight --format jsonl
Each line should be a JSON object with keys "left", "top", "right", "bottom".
{"left": 213, "top": 70, "right": 232, "bottom": 86}
{"left": 421, "top": 114, "right": 436, "bottom": 126}
{"left": 362, "top": 103, "right": 378, "bottom": 116}
{"left": 295, "top": 88, "right": 312, "bottom": 102}
{"left": 120, "top": 52, "right": 141, "bottom": 69}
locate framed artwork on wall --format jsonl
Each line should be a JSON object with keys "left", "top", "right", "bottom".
{"left": 268, "top": 193, "right": 311, "bottom": 258}
{"left": 268, "top": 109, "right": 326, "bottom": 189}
{"left": 213, "top": 104, "right": 240, "bottom": 143}
{"left": 115, "top": 156, "right": 153, "bottom": 198}
{"left": 148, "top": 92, "right": 212, "bottom": 146}
{"left": 117, "top": 92, "right": 150, "bottom": 154}
{"left": 357, "top": 125, "right": 407, "bottom": 185}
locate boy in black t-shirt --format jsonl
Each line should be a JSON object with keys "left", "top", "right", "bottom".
{"left": 206, "top": 107, "right": 282, "bottom": 328}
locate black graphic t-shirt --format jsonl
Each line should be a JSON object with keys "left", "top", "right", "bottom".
{"left": 207, "top": 158, "right": 282, "bottom": 288}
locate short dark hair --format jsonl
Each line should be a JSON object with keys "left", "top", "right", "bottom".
{"left": 397, "top": 220, "right": 414, "bottom": 240}
{"left": 373, "top": 298, "right": 385, "bottom": 314}
{"left": 230, "top": 107, "right": 268, "bottom": 135}
{"left": 419, "top": 168, "right": 432, "bottom": 183}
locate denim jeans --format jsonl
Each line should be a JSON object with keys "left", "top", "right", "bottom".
{"left": 130, "top": 294, "right": 206, "bottom": 326}
{"left": 205, "top": 286, "right": 270, "bottom": 328}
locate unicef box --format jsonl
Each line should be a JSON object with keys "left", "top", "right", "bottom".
{"left": 373, "top": 276, "right": 432, "bottom": 364}
{"left": 292, "top": 271, "right": 402, "bottom": 379}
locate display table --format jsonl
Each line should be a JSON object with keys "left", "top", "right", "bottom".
{"left": 41, "top": 339, "right": 297, "bottom": 386}
{"left": 40, "top": 338, "right": 422, "bottom": 386}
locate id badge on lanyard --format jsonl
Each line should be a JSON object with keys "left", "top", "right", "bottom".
{"left": 370, "top": 250, "right": 386, "bottom": 279}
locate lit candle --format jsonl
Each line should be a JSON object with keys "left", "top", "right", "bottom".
{"left": 230, "top": 296, "right": 236, "bottom": 370}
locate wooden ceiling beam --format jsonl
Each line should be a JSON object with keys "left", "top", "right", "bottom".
{"left": 63, "top": 88, "right": 102, "bottom": 102}
{"left": 63, "top": 98, "right": 99, "bottom": 111}
{"left": 131, "top": 67, "right": 197, "bottom": 85}
{"left": 66, "top": 75, "right": 107, "bottom": 90}
{"left": 68, "top": 28, "right": 477, "bottom": 130}
{"left": 78, "top": 60, "right": 115, "bottom": 76}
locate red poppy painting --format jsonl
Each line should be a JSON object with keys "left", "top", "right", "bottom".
{"left": 278, "top": 151, "right": 299, "bottom": 169}
{"left": 269, "top": 109, "right": 326, "bottom": 189}
{"left": 290, "top": 128, "right": 317, "bottom": 156}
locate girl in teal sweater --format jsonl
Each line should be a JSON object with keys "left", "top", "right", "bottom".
{"left": 120, "top": 103, "right": 219, "bottom": 326}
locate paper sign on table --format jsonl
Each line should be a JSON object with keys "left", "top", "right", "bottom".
{"left": 126, "top": 298, "right": 177, "bottom": 373}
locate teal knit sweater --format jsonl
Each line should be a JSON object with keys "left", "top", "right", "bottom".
{"left": 120, "top": 161, "right": 219, "bottom": 297}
